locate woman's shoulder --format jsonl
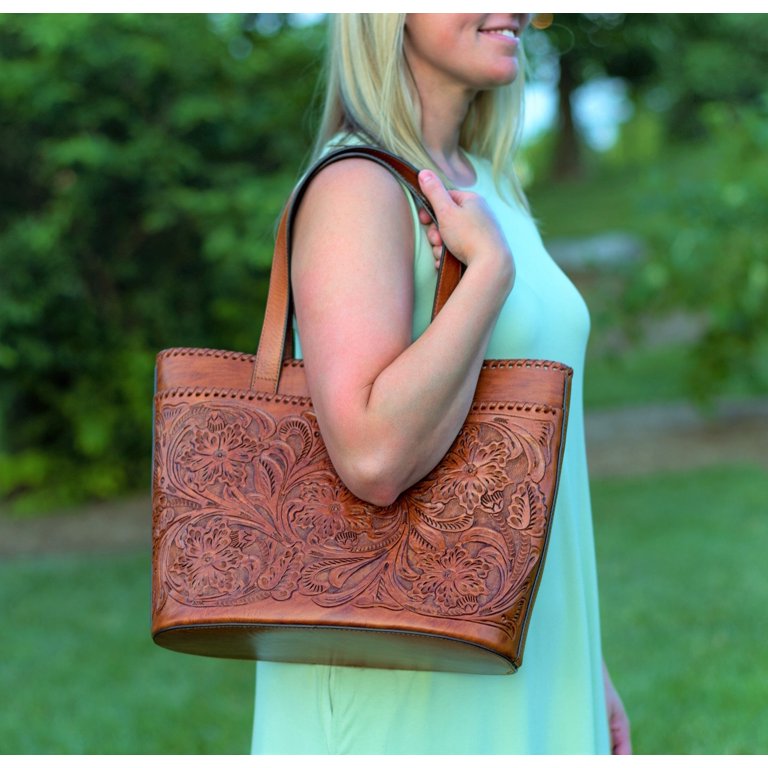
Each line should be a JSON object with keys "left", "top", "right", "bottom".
{"left": 292, "top": 142, "right": 415, "bottom": 265}
{"left": 300, "top": 155, "right": 410, "bottom": 219}
{"left": 298, "top": 134, "right": 414, "bottom": 230}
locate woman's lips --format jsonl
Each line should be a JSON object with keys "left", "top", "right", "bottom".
{"left": 478, "top": 29, "right": 519, "bottom": 46}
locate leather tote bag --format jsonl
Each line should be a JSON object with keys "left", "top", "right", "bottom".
{"left": 151, "top": 146, "right": 572, "bottom": 674}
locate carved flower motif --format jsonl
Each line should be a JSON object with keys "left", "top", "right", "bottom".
{"left": 180, "top": 414, "right": 261, "bottom": 490}
{"left": 506, "top": 480, "right": 547, "bottom": 537}
{"left": 438, "top": 431, "right": 509, "bottom": 511}
{"left": 410, "top": 544, "right": 490, "bottom": 611}
{"left": 294, "top": 483, "right": 372, "bottom": 540}
{"left": 170, "top": 516, "right": 251, "bottom": 597}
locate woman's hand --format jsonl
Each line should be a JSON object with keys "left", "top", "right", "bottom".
{"left": 417, "top": 170, "right": 514, "bottom": 282}
{"left": 603, "top": 660, "right": 632, "bottom": 755}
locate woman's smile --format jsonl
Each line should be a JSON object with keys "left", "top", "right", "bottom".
{"left": 477, "top": 20, "right": 521, "bottom": 46}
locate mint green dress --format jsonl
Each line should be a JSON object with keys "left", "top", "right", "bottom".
{"left": 250, "top": 151, "right": 610, "bottom": 755}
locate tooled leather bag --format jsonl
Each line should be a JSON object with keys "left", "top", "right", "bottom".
{"left": 151, "top": 146, "right": 572, "bottom": 674}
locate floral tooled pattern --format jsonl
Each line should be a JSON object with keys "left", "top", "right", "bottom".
{"left": 435, "top": 428, "right": 511, "bottom": 511}
{"left": 410, "top": 545, "right": 491, "bottom": 615}
{"left": 506, "top": 480, "right": 547, "bottom": 537}
{"left": 168, "top": 515, "right": 256, "bottom": 600}
{"left": 293, "top": 482, "right": 372, "bottom": 541}
{"left": 154, "top": 400, "right": 562, "bottom": 633}
{"left": 178, "top": 412, "right": 263, "bottom": 492}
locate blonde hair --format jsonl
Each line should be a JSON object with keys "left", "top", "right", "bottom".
{"left": 312, "top": 13, "right": 528, "bottom": 206}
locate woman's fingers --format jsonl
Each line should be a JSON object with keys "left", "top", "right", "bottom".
{"left": 419, "top": 172, "right": 459, "bottom": 272}
{"left": 417, "top": 199, "right": 444, "bottom": 270}
{"left": 426, "top": 223, "right": 442, "bottom": 247}
{"left": 416, "top": 215, "right": 442, "bottom": 268}
{"left": 428, "top": 226, "right": 443, "bottom": 268}
{"left": 417, "top": 206, "right": 432, "bottom": 226}
{"left": 418, "top": 168, "right": 513, "bottom": 272}
{"left": 417, "top": 170, "right": 454, "bottom": 221}
{"left": 417, "top": 169, "right": 512, "bottom": 273}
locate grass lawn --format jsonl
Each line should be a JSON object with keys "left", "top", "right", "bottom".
{"left": 0, "top": 552, "right": 254, "bottom": 754}
{"left": 528, "top": 169, "right": 645, "bottom": 241}
{"left": 1, "top": 463, "right": 766, "bottom": 754}
{"left": 585, "top": 343, "right": 692, "bottom": 409}
{"left": 593, "top": 464, "right": 768, "bottom": 755}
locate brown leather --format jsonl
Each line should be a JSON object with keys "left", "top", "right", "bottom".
{"left": 151, "top": 146, "right": 573, "bottom": 674}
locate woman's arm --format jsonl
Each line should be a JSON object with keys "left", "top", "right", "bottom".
{"left": 603, "top": 660, "right": 632, "bottom": 754}
{"left": 291, "top": 159, "right": 514, "bottom": 506}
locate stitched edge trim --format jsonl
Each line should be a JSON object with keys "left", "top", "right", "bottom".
{"left": 154, "top": 387, "right": 563, "bottom": 414}
{"left": 156, "top": 347, "right": 573, "bottom": 376}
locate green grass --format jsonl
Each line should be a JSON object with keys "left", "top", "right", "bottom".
{"left": 584, "top": 339, "right": 768, "bottom": 410}
{"left": 1, "top": 464, "right": 766, "bottom": 754}
{"left": 593, "top": 463, "right": 768, "bottom": 755}
{"left": 527, "top": 165, "right": 649, "bottom": 240}
{"left": 0, "top": 552, "right": 254, "bottom": 754}
{"left": 583, "top": 342, "right": 767, "bottom": 409}
{"left": 585, "top": 344, "right": 694, "bottom": 409}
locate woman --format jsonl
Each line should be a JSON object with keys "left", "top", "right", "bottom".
{"left": 251, "top": 13, "right": 631, "bottom": 754}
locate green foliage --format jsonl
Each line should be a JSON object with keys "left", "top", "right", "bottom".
{"left": 532, "top": 14, "right": 768, "bottom": 146}
{"left": 622, "top": 104, "right": 768, "bottom": 401}
{"left": 649, "top": 14, "right": 768, "bottom": 140}
{"left": 604, "top": 106, "right": 664, "bottom": 169}
{"left": 0, "top": 14, "right": 324, "bottom": 512}
{"left": 538, "top": 13, "right": 660, "bottom": 87}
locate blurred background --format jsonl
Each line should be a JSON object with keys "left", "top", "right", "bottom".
{"left": 0, "top": 12, "right": 766, "bottom": 754}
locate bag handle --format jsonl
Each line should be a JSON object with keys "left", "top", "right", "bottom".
{"left": 252, "top": 145, "right": 464, "bottom": 394}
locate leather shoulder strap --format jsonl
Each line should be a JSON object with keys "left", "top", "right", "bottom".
{"left": 252, "top": 145, "right": 464, "bottom": 394}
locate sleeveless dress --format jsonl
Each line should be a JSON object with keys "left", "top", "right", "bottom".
{"left": 250, "top": 149, "right": 610, "bottom": 755}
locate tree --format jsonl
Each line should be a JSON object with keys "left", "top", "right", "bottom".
{"left": 528, "top": 14, "right": 768, "bottom": 400}
{"left": 0, "top": 13, "right": 325, "bottom": 511}
{"left": 529, "top": 13, "right": 659, "bottom": 179}
{"left": 531, "top": 14, "right": 768, "bottom": 177}
{"left": 648, "top": 14, "right": 768, "bottom": 139}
